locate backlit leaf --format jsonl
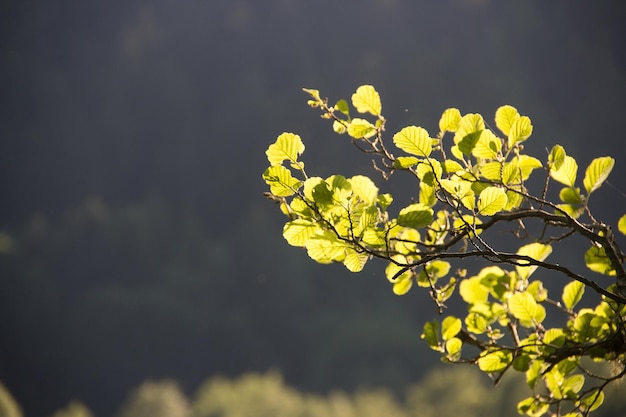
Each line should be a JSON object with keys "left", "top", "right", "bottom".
{"left": 445, "top": 337, "right": 462, "bottom": 360}
{"left": 439, "top": 108, "right": 461, "bottom": 133}
{"left": 397, "top": 203, "right": 433, "bottom": 229}
{"left": 343, "top": 248, "right": 369, "bottom": 272}
{"left": 549, "top": 145, "right": 566, "bottom": 171}
{"left": 421, "top": 321, "right": 441, "bottom": 350}
{"left": 334, "top": 99, "right": 350, "bottom": 116}
{"left": 495, "top": 105, "right": 519, "bottom": 136}
{"left": 394, "top": 156, "right": 419, "bottom": 169}
{"left": 584, "top": 246, "right": 616, "bottom": 276}
{"left": 442, "top": 316, "right": 462, "bottom": 340}
{"left": 459, "top": 276, "right": 489, "bottom": 304}
{"left": 478, "top": 349, "right": 512, "bottom": 373}
{"left": 347, "top": 118, "right": 376, "bottom": 139}
{"left": 515, "top": 242, "right": 552, "bottom": 280}
{"left": 508, "top": 292, "right": 545, "bottom": 326}
{"left": 305, "top": 232, "right": 347, "bottom": 264}
{"left": 351, "top": 85, "right": 382, "bottom": 116}
{"left": 508, "top": 115, "right": 533, "bottom": 147}
{"left": 550, "top": 155, "right": 578, "bottom": 187}
{"left": 393, "top": 126, "right": 433, "bottom": 157}
{"left": 349, "top": 175, "right": 379, "bottom": 205}
{"left": 454, "top": 113, "right": 484, "bottom": 144}
{"left": 266, "top": 132, "right": 305, "bottom": 166}
{"left": 477, "top": 186, "right": 507, "bottom": 215}
{"left": 262, "top": 166, "right": 302, "bottom": 197}
{"left": 583, "top": 156, "right": 614, "bottom": 194}
{"left": 562, "top": 280, "right": 585, "bottom": 311}
{"left": 283, "top": 220, "right": 319, "bottom": 247}
{"left": 472, "top": 129, "right": 501, "bottom": 159}
{"left": 619, "top": 214, "right": 626, "bottom": 235}
{"left": 393, "top": 276, "right": 413, "bottom": 295}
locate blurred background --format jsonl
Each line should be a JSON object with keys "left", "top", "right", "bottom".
{"left": 1, "top": 0, "right": 625, "bottom": 416}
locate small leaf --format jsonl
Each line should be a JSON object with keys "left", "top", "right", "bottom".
{"left": 477, "top": 186, "right": 507, "bottom": 215}
{"left": 495, "top": 105, "right": 519, "bottom": 136}
{"left": 351, "top": 85, "right": 382, "bottom": 116}
{"left": 478, "top": 349, "right": 512, "bottom": 373}
{"left": 578, "top": 389, "right": 604, "bottom": 412}
{"left": 393, "top": 126, "right": 433, "bottom": 157}
{"left": 441, "top": 316, "right": 462, "bottom": 341}
{"left": 454, "top": 113, "right": 485, "bottom": 145}
{"left": 334, "top": 99, "right": 350, "bottom": 116}
{"left": 562, "top": 280, "right": 585, "bottom": 311}
{"left": 348, "top": 175, "right": 379, "bottom": 205}
{"left": 262, "top": 166, "right": 302, "bottom": 197}
{"left": 439, "top": 108, "right": 461, "bottom": 133}
{"left": 421, "top": 321, "right": 441, "bottom": 350}
{"left": 459, "top": 276, "right": 490, "bottom": 304}
{"left": 508, "top": 292, "right": 545, "bottom": 326}
{"left": 472, "top": 129, "right": 501, "bottom": 159}
{"left": 343, "top": 248, "right": 370, "bottom": 272}
{"left": 397, "top": 203, "right": 434, "bottom": 229}
{"left": 283, "top": 220, "right": 319, "bottom": 247}
{"left": 549, "top": 145, "right": 566, "bottom": 171}
{"left": 305, "top": 232, "right": 347, "bottom": 264}
{"left": 266, "top": 132, "right": 305, "bottom": 166}
{"left": 515, "top": 242, "right": 552, "bottom": 281}
{"left": 583, "top": 156, "right": 614, "bottom": 194}
{"left": 619, "top": 214, "right": 626, "bottom": 235}
{"left": 347, "top": 118, "right": 376, "bottom": 139}
{"left": 584, "top": 246, "right": 616, "bottom": 276}
{"left": 394, "top": 156, "right": 419, "bottom": 169}
{"left": 445, "top": 337, "right": 462, "bottom": 360}
{"left": 550, "top": 156, "right": 578, "bottom": 187}
{"left": 508, "top": 115, "right": 533, "bottom": 147}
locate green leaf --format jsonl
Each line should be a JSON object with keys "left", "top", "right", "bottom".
{"left": 550, "top": 155, "right": 578, "bottom": 187}
{"left": 441, "top": 316, "right": 462, "bottom": 341}
{"left": 421, "top": 321, "right": 441, "bottom": 350}
{"left": 347, "top": 118, "right": 376, "bottom": 139}
{"left": 266, "top": 132, "right": 305, "bottom": 166}
{"left": 393, "top": 126, "right": 433, "bottom": 157}
{"left": 454, "top": 113, "right": 484, "bottom": 145}
{"left": 348, "top": 175, "right": 379, "bottom": 205}
{"left": 584, "top": 246, "right": 616, "bottom": 276}
{"left": 351, "top": 85, "right": 382, "bottom": 116}
{"left": 515, "top": 242, "right": 552, "bottom": 281}
{"left": 508, "top": 292, "right": 546, "bottom": 326}
{"left": 465, "top": 312, "right": 488, "bottom": 334}
{"left": 517, "top": 397, "right": 549, "bottom": 417}
{"left": 459, "top": 276, "right": 490, "bottom": 304}
{"left": 393, "top": 156, "right": 419, "bottom": 169}
{"left": 283, "top": 220, "right": 320, "bottom": 247}
{"left": 343, "top": 248, "right": 370, "bottom": 272}
{"left": 543, "top": 328, "right": 566, "bottom": 347}
{"left": 262, "top": 166, "right": 302, "bottom": 197}
{"left": 305, "top": 232, "right": 347, "bottom": 264}
{"left": 472, "top": 129, "right": 501, "bottom": 159}
{"left": 619, "top": 214, "right": 626, "bottom": 235}
{"left": 562, "top": 374, "right": 585, "bottom": 398}
{"left": 478, "top": 349, "right": 512, "bottom": 373}
{"left": 494, "top": 105, "right": 519, "bottom": 136}
{"left": 477, "top": 186, "right": 507, "bottom": 215}
{"left": 457, "top": 131, "right": 482, "bottom": 156}
{"left": 525, "top": 360, "right": 544, "bottom": 389}
{"left": 583, "top": 156, "right": 614, "bottom": 194}
{"left": 508, "top": 115, "right": 533, "bottom": 147}
{"left": 334, "top": 99, "right": 350, "bottom": 116}
{"left": 333, "top": 120, "right": 347, "bottom": 134}
{"left": 577, "top": 389, "right": 604, "bottom": 412}
{"left": 559, "top": 187, "right": 582, "bottom": 205}
{"left": 562, "top": 280, "right": 585, "bottom": 310}
{"left": 439, "top": 108, "right": 461, "bottom": 133}
{"left": 549, "top": 145, "right": 566, "bottom": 171}
{"left": 445, "top": 337, "right": 462, "bottom": 360}
{"left": 397, "top": 203, "right": 433, "bottom": 229}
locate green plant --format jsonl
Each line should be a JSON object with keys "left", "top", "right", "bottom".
{"left": 262, "top": 85, "right": 626, "bottom": 417}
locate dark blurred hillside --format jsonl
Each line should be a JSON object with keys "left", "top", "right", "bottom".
{"left": 1, "top": 1, "right": 625, "bottom": 416}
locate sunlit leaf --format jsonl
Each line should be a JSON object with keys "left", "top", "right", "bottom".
{"left": 333, "top": 120, "right": 347, "bottom": 134}
{"left": 562, "top": 280, "right": 585, "bottom": 311}
{"left": 584, "top": 246, "right": 616, "bottom": 276}
{"left": 454, "top": 113, "right": 484, "bottom": 144}
{"left": 457, "top": 131, "right": 482, "bottom": 156}
{"left": 443, "top": 159, "right": 464, "bottom": 174}
{"left": 265, "top": 132, "right": 305, "bottom": 167}
{"left": 445, "top": 337, "right": 462, "bottom": 360}
{"left": 305, "top": 232, "right": 347, "bottom": 264}
{"left": 393, "top": 276, "right": 413, "bottom": 295}
{"left": 619, "top": 214, "right": 626, "bottom": 235}
{"left": 465, "top": 312, "right": 488, "bottom": 334}
{"left": 549, "top": 145, "right": 566, "bottom": 171}
{"left": 562, "top": 374, "right": 585, "bottom": 398}
{"left": 495, "top": 105, "right": 519, "bottom": 136}
{"left": 351, "top": 85, "right": 382, "bottom": 116}
{"left": 478, "top": 349, "right": 512, "bottom": 373}
{"left": 439, "top": 108, "right": 461, "bottom": 133}
{"left": 334, "top": 99, "right": 350, "bottom": 116}
{"left": 508, "top": 292, "right": 545, "bottom": 326}
{"left": 543, "top": 328, "right": 565, "bottom": 347}
{"left": 348, "top": 175, "right": 379, "bottom": 205}
{"left": 477, "top": 186, "right": 507, "bottom": 215}
{"left": 393, "top": 126, "right": 433, "bottom": 157}
{"left": 421, "top": 321, "right": 441, "bottom": 350}
{"left": 343, "top": 248, "right": 370, "bottom": 272}
{"left": 577, "top": 389, "right": 604, "bottom": 412}
{"left": 441, "top": 316, "right": 462, "bottom": 340}
{"left": 515, "top": 242, "right": 552, "bottom": 281}
{"left": 550, "top": 155, "right": 578, "bottom": 187}
{"left": 397, "top": 203, "right": 433, "bottom": 229}
{"left": 283, "top": 220, "right": 320, "bottom": 247}
{"left": 393, "top": 156, "right": 419, "bottom": 169}
{"left": 459, "top": 276, "right": 489, "bottom": 304}
{"left": 262, "top": 165, "right": 302, "bottom": 197}
{"left": 583, "top": 156, "right": 614, "bottom": 194}
{"left": 508, "top": 115, "right": 533, "bottom": 147}
{"left": 347, "top": 118, "right": 376, "bottom": 139}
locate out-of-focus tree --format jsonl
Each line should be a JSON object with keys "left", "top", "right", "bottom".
{"left": 50, "top": 400, "right": 94, "bottom": 417}
{"left": 116, "top": 380, "right": 190, "bottom": 417}
{"left": 0, "top": 382, "right": 22, "bottom": 417}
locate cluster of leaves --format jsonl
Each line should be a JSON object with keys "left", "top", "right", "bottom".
{"left": 262, "top": 85, "right": 626, "bottom": 416}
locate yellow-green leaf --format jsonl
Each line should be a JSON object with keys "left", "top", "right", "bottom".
{"left": 454, "top": 113, "right": 485, "bottom": 144}
{"left": 550, "top": 155, "right": 578, "bottom": 187}
{"left": 347, "top": 118, "right": 376, "bottom": 139}
{"left": 508, "top": 115, "right": 533, "bottom": 147}
{"left": 508, "top": 292, "right": 545, "bottom": 326}
{"left": 348, "top": 175, "right": 379, "bottom": 205}
{"left": 421, "top": 321, "right": 440, "bottom": 350}
{"left": 459, "top": 276, "right": 489, "bottom": 304}
{"left": 472, "top": 129, "right": 501, "bottom": 159}
{"left": 266, "top": 132, "right": 305, "bottom": 166}
{"left": 283, "top": 220, "right": 319, "bottom": 247}
{"left": 619, "top": 214, "right": 626, "bottom": 235}
{"left": 495, "top": 105, "right": 519, "bottom": 136}
{"left": 393, "top": 276, "right": 413, "bottom": 295}
{"left": 562, "top": 280, "right": 585, "bottom": 310}
{"left": 394, "top": 156, "right": 419, "bottom": 169}
{"left": 305, "top": 232, "right": 347, "bottom": 264}
{"left": 439, "top": 108, "right": 461, "bottom": 133}
{"left": 477, "top": 186, "right": 507, "bottom": 215}
{"left": 351, "top": 85, "right": 382, "bottom": 116}
{"left": 262, "top": 165, "right": 302, "bottom": 197}
{"left": 516, "top": 242, "right": 552, "bottom": 280}
{"left": 584, "top": 246, "right": 616, "bottom": 276}
{"left": 549, "top": 145, "right": 566, "bottom": 171}
{"left": 343, "top": 248, "right": 370, "bottom": 272}
{"left": 445, "top": 337, "right": 462, "bottom": 360}
{"left": 478, "top": 349, "right": 512, "bottom": 373}
{"left": 442, "top": 316, "right": 462, "bottom": 340}
{"left": 397, "top": 203, "right": 433, "bottom": 229}
{"left": 583, "top": 156, "right": 614, "bottom": 194}
{"left": 393, "top": 126, "right": 433, "bottom": 157}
